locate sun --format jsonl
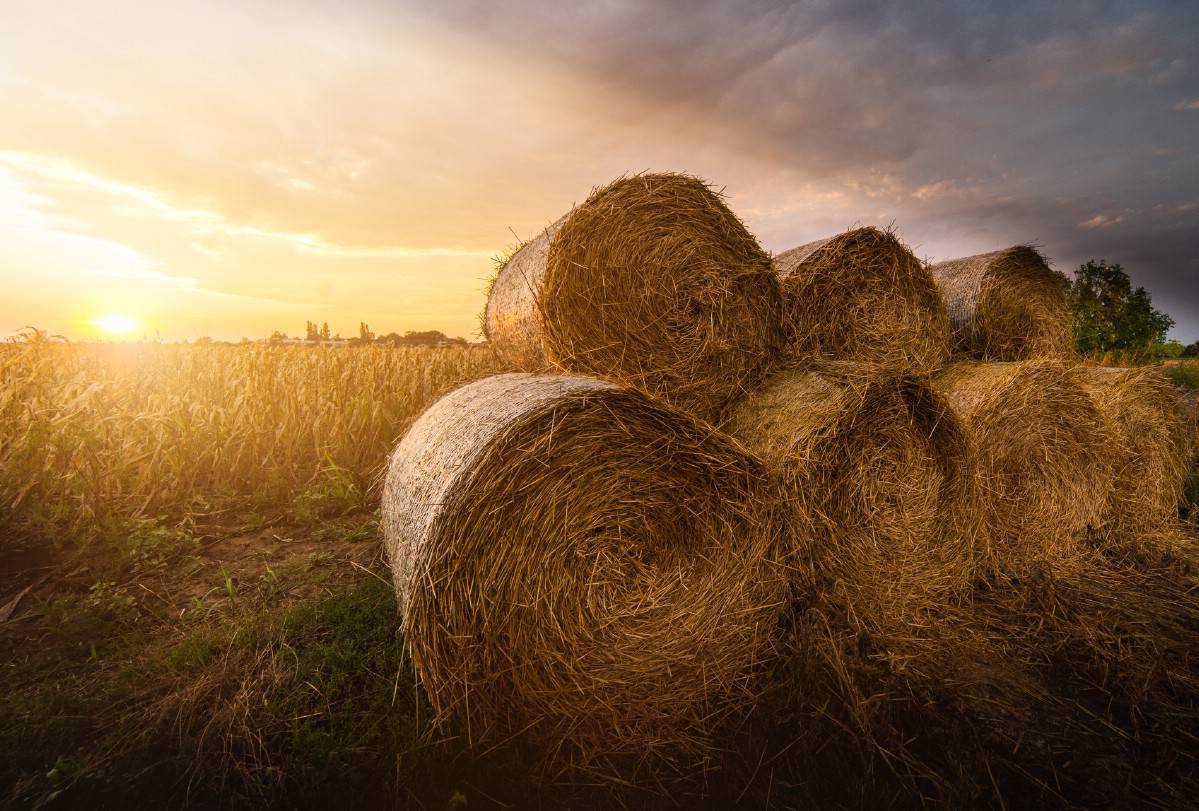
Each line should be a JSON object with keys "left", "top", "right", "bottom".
{"left": 91, "top": 314, "right": 140, "bottom": 336}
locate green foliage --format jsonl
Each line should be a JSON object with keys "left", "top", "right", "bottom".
{"left": 1063, "top": 260, "right": 1174, "bottom": 357}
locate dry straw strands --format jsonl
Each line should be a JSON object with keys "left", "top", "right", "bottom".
{"left": 1079, "top": 365, "right": 1193, "bottom": 533}
{"left": 381, "top": 373, "right": 787, "bottom": 778}
{"left": 930, "top": 246, "right": 1072, "bottom": 360}
{"left": 773, "top": 227, "right": 951, "bottom": 372}
{"left": 932, "top": 361, "right": 1114, "bottom": 572}
{"left": 724, "top": 363, "right": 981, "bottom": 633}
{"left": 483, "top": 173, "right": 784, "bottom": 421}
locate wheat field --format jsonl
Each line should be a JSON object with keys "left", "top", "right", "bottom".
{"left": 0, "top": 333, "right": 500, "bottom": 545}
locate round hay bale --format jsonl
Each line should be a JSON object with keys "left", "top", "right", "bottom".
{"left": 724, "top": 362, "right": 981, "bottom": 631}
{"left": 773, "top": 227, "right": 951, "bottom": 372}
{"left": 381, "top": 372, "right": 787, "bottom": 777}
{"left": 930, "top": 246, "right": 1072, "bottom": 360}
{"left": 932, "top": 361, "right": 1114, "bottom": 572}
{"left": 1078, "top": 365, "right": 1193, "bottom": 532}
{"left": 483, "top": 173, "right": 785, "bottom": 421}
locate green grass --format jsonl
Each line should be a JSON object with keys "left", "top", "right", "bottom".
{"left": 1161, "top": 360, "right": 1199, "bottom": 390}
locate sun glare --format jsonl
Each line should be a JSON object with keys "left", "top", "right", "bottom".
{"left": 92, "top": 314, "right": 139, "bottom": 336}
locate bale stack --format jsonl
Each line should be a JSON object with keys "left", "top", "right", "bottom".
{"left": 380, "top": 169, "right": 1197, "bottom": 804}
{"left": 931, "top": 361, "right": 1114, "bottom": 573}
{"left": 774, "top": 227, "right": 951, "bottom": 372}
{"left": 382, "top": 373, "right": 787, "bottom": 778}
{"left": 930, "top": 246, "right": 1072, "bottom": 360}
{"left": 1078, "top": 365, "right": 1193, "bottom": 533}
{"left": 483, "top": 172, "right": 784, "bottom": 421}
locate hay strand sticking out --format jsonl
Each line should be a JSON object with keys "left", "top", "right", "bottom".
{"left": 1078, "top": 365, "right": 1194, "bottom": 532}
{"left": 930, "top": 246, "right": 1072, "bottom": 360}
{"left": 932, "top": 361, "right": 1114, "bottom": 572}
{"left": 773, "top": 227, "right": 951, "bottom": 372}
{"left": 724, "top": 362, "right": 981, "bottom": 631}
{"left": 483, "top": 173, "right": 784, "bottom": 421}
{"left": 381, "top": 373, "right": 787, "bottom": 778}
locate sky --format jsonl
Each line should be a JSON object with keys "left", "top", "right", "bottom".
{"left": 2, "top": 0, "right": 1197, "bottom": 342}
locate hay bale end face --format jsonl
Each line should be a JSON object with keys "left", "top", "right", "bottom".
{"left": 724, "top": 363, "right": 981, "bottom": 631}
{"left": 1079, "top": 365, "right": 1193, "bottom": 532}
{"left": 773, "top": 227, "right": 951, "bottom": 372}
{"left": 382, "top": 373, "right": 787, "bottom": 776}
{"left": 933, "top": 361, "right": 1114, "bottom": 572}
{"left": 930, "top": 246, "right": 1072, "bottom": 360}
{"left": 483, "top": 173, "right": 785, "bottom": 421}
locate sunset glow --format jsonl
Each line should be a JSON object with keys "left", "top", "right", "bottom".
{"left": 91, "top": 314, "right": 139, "bottom": 336}
{"left": 0, "top": 2, "right": 1195, "bottom": 342}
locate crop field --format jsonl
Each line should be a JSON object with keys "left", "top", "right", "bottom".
{"left": 0, "top": 338, "right": 506, "bottom": 809}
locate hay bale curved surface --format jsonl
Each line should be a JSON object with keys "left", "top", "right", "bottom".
{"left": 773, "top": 227, "right": 951, "bottom": 372}
{"left": 932, "top": 361, "right": 1113, "bottom": 572}
{"left": 483, "top": 173, "right": 784, "bottom": 421}
{"left": 382, "top": 373, "right": 787, "bottom": 777}
{"left": 724, "top": 363, "right": 981, "bottom": 630}
{"left": 1079, "top": 365, "right": 1193, "bottom": 532}
{"left": 930, "top": 246, "right": 1072, "bottom": 360}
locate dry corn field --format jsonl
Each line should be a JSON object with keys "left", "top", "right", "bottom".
{"left": 0, "top": 335, "right": 500, "bottom": 546}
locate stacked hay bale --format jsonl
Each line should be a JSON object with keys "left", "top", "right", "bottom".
{"left": 930, "top": 246, "right": 1072, "bottom": 361}
{"left": 382, "top": 373, "right": 787, "bottom": 780}
{"left": 1077, "top": 365, "right": 1193, "bottom": 533}
{"left": 774, "top": 227, "right": 951, "bottom": 371}
{"left": 483, "top": 172, "right": 784, "bottom": 421}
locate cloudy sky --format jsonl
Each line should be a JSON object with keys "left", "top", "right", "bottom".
{"left": 2, "top": 0, "right": 1197, "bottom": 341}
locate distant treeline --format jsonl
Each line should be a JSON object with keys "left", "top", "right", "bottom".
{"left": 262, "top": 322, "right": 472, "bottom": 347}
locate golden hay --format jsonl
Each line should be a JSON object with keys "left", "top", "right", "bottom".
{"left": 932, "top": 361, "right": 1113, "bottom": 572}
{"left": 724, "top": 362, "right": 981, "bottom": 634}
{"left": 930, "top": 246, "right": 1072, "bottom": 360}
{"left": 483, "top": 173, "right": 784, "bottom": 421}
{"left": 773, "top": 227, "right": 951, "bottom": 372}
{"left": 381, "top": 373, "right": 787, "bottom": 779}
{"left": 1078, "top": 365, "right": 1193, "bottom": 533}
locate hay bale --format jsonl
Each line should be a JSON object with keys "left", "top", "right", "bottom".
{"left": 1078, "top": 365, "right": 1193, "bottom": 532}
{"left": 773, "top": 227, "right": 951, "bottom": 372}
{"left": 483, "top": 173, "right": 784, "bottom": 421}
{"left": 381, "top": 373, "right": 787, "bottom": 778}
{"left": 932, "top": 361, "right": 1113, "bottom": 572}
{"left": 724, "top": 362, "right": 981, "bottom": 631}
{"left": 930, "top": 246, "right": 1072, "bottom": 360}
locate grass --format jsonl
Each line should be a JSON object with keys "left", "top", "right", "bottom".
{"left": 1162, "top": 358, "right": 1199, "bottom": 390}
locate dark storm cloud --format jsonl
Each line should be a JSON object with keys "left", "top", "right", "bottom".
{"left": 407, "top": 0, "right": 1199, "bottom": 338}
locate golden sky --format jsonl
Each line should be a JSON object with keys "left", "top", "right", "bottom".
{"left": 3, "top": 1, "right": 1197, "bottom": 341}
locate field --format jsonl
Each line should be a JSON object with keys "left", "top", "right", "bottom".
{"left": 0, "top": 338, "right": 506, "bottom": 809}
{"left": 3, "top": 340, "right": 1199, "bottom": 809}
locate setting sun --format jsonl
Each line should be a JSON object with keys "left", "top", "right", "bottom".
{"left": 91, "top": 314, "right": 139, "bottom": 336}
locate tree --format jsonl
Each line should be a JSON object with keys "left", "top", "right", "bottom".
{"left": 319, "top": 322, "right": 331, "bottom": 341}
{"left": 305, "top": 320, "right": 319, "bottom": 341}
{"left": 359, "top": 322, "right": 374, "bottom": 342}
{"left": 268, "top": 330, "right": 288, "bottom": 344}
{"left": 1182, "top": 342, "right": 1199, "bottom": 358}
{"left": 1063, "top": 260, "right": 1174, "bottom": 357}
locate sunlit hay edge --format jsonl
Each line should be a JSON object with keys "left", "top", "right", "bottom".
{"left": 930, "top": 246, "right": 1072, "bottom": 361}
{"left": 773, "top": 226, "right": 951, "bottom": 372}
{"left": 932, "top": 360, "right": 1114, "bottom": 574}
{"left": 482, "top": 172, "right": 785, "bottom": 421}
{"left": 381, "top": 372, "right": 788, "bottom": 784}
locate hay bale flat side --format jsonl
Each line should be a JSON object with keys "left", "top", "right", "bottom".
{"left": 1078, "top": 365, "right": 1193, "bottom": 532}
{"left": 382, "top": 372, "right": 787, "bottom": 778}
{"left": 932, "top": 361, "right": 1114, "bottom": 572}
{"left": 724, "top": 362, "right": 981, "bottom": 632}
{"left": 773, "top": 227, "right": 951, "bottom": 372}
{"left": 930, "top": 246, "right": 1072, "bottom": 360}
{"left": 482, "top": 173, "right": 785, "bottom": 421}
